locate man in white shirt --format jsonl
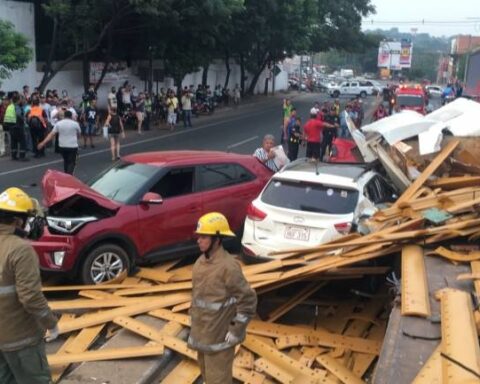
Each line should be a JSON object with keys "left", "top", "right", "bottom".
{"left": 253, "top": 134, "right": 278, "bottom": 172}
{"left": 37, "top": 110, "right": 81, "bottom": 175}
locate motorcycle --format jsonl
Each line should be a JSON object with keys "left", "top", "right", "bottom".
{"left": 192, "top": 98, "right": 215, "bottom": 116}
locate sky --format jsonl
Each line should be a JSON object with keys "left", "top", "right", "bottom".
{"left": 362, "top": 0, "right": 480, "bottom": 37}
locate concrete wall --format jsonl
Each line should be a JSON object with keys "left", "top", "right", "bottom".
{"left": 0, "top": 0, "right": 289, "bottom": 106}
{"left": 0, "top": 0, "right": 37, "bottom": 90}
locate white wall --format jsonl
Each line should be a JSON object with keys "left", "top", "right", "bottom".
{"left": 0, "top": 0, "right": 288, "bottom": 105}
{"left": 0, "top": 0, "right": 37, "bottom": 90}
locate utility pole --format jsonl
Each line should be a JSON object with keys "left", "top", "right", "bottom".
{"left": 272, "top": 61, "right": 276, "bottom": 96}
{"left": 148, "top": 46, "right": 153, "bottom": 94}
{"left": 299, "top": 55, "right": 303, "bottom": 91}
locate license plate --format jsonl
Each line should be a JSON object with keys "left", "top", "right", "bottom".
{"left": 284, "top": 225, "right": 310, "bottom": 241}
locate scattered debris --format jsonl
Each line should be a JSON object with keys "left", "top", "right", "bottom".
{"left": 43, "top": 116, "right": 480, "bottom": 382}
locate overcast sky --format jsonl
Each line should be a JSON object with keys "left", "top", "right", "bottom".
{"left": 363, "top": 0, "right": 480, "bottom": 37}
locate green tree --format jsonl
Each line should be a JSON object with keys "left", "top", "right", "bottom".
{"left": 226, "top": 0, "right": 375, "bottom": 95}
{"left": 0, "top": 20, "right": 32, "bottom": 84}
{"left": 38, "top": 0, "right": 174, "bottom": 92}
{"left": 138, "top": 0, "right": 243, "bottom": 94}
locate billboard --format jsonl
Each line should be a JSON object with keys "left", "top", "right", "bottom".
{"left": 378, "top": 40, "right": 413, "bottom": 70}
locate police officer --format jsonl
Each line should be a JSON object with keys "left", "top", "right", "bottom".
{"left": 0, "top": 187, "right": 58, "bottom": 384}
{"left": 188, "top": 212, "right": 257, "bottom": 384}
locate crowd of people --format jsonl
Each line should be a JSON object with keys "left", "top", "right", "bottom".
{"left": 0, "top": 81, "right": 243, "bottom": 171}
{"left": 253, "top": 96, "right": 366, "bottom": 172}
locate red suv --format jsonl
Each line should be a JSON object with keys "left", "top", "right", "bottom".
{"left": 33, "top": 151, "right": 272, "bottom": 283}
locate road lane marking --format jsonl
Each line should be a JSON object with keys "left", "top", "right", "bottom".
{"left": 227, "top": 136, "right": 259, "bottom": 150}
{"left": 0, "top": 108, "right": 277, "bottom": 177}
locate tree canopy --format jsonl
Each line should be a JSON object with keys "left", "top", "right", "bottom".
{"left": 35, "top": 0, "right": 375, "bottom": 92}
{"left": 0, "top": 20, "right": 32, "bottom": 84}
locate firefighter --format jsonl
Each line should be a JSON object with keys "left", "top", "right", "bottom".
{"left": 188, "top": 212, "right": 257, "bottom": 384}
{"left": 0, "top": 187, "right": 58, "bottom": 384}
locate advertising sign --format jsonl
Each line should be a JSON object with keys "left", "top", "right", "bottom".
{"left": 399, "top": 40, "right": 413, "bottom": 68}
{"left": 378, "top": 40, "right": 413, "bottom": 70}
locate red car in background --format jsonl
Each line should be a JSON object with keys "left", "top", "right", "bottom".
{"left": 328, "top": 138, "right": 358, "bottom": 163}
{"left": 34, "top": 151, "right": 273, "bottom": 284}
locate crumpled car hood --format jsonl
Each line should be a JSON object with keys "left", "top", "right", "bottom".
{"left": 42, "top": 170, "right": 120, "bottom": 211}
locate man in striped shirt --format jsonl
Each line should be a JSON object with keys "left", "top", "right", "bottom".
{"left": 253, "top": 134, "right": 278, "bottom": 172}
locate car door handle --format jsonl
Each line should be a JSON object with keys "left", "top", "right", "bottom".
{"left": 188, "top": 206, "right": 201, "bottom": 212}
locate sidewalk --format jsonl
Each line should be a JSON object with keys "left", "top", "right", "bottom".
{"left": 0, "top": 92, "right": 290, "bottom": 166}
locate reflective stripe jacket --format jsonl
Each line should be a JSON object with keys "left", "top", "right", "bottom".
{"left": 188, "top": 247, "right": 257, "bottom": 353}
{"left": 3, "top": 103, "right": 16, "bottom": 124}
{"left": 0, "top": 224, "right": 57, "bottom": 351}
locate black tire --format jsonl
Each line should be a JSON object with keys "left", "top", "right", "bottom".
{"left": 333, "top": 90, "right": 340, "bottom": 98}
{"left": 80, "top": 243, "right": 130, "bottom": 284}
{"left": 360, "top": 91, "right": 367, "bottom": 98}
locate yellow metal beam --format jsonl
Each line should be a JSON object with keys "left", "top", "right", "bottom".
{"left": 160, "top": 359, "right": 200, "bottom": 384}
{"left": 316, "top": 354, "right": 365, "bottom": 384}
{"left": 57, "top": 293, "right": 191, "bottom": 334}
{"left": 49, "top": 295, "right": 173, "bottom": 311}
{"left": 440, "top": 289, "right": 480, "bottom": 382}
{"left": 401, "top": 245, "right": 431, "bottom": 317}
{"left": 134, "top": 267, "right": 174, "bottom": 283}
{"left": 42, "top": 283, "right": 146, "bottom": 292}
{"left": 234, "top": 347, "right": 255, "bottom": 370}
{"left": 254, "top": 357, "right": 295, "bottom": 384}
{"left": 411, "top": 344, "right": 442, "bottom": 384}
{"left": 426, "top": 247, "right": 480, "bottom": 263}
{"left": 394, "top": 139, "right": 459, "bottom": 206}
{"left": 243, "top": 335, "right": 331, "bottom": 384}
{"left": 48, "top": 344, "right": 165, "bottom": 365}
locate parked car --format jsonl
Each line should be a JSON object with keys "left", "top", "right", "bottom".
{"left": 34, "top": 151, "right": 273, "bottom": 283}
{"left": 329, "top": 80, "right": 378, "bottom": 98}
{"left": 241, "top": 160, "right": 397, "bottom": 258}
{"left": 425, "top": 85, "right": 443, "bottom": 97}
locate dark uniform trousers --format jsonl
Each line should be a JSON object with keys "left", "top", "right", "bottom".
{"left": 59, "top": 147, "right": 78, "bottom": 175}
{"left": 0, "top": 341, "right": 52, "bottom": 384}
{"left": 4, "top": 123, "right": 26, "bottom": 160}
{"left": 197, "top": 347, "right": 235, "bottom": 384}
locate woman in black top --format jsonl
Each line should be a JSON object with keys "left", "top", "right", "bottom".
{"left": 104, "top": 107, "right": 125, "bottom": 161}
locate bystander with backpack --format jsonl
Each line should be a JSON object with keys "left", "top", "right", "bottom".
{"left": 26, "top": 98, "right": 48, "bottom": 158}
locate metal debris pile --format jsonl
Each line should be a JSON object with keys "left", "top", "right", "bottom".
{"left": 43, "top": 138, "right": 480, "bottom": 383}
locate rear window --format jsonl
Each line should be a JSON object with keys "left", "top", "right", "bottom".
{"left": 397, "top": 95, "right": 424, "bottom": 107}
{"left": 261, "top": 179, "right": 359, "bottom": 214}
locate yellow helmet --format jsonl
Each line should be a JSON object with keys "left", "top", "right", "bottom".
{"left": 195, "top": 212, "right": 236, "bottom": 237}
{"left": 0, "top": 187, "right": 34, "bottom": 215}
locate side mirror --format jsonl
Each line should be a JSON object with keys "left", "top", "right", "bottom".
{"left": 140, "top": 192, "right": 163, "bottom": 205}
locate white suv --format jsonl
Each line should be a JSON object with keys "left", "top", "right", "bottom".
{"left": 241, "top": 160, "right": 397, "bottom": 258}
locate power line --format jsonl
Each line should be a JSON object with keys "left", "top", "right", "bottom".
{"left": 364, "top": 19, "right": 480, "bottom": 25}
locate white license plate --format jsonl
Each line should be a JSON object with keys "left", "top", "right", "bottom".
{"left": 284, "top": 225, "right": 310, "bottom": 241}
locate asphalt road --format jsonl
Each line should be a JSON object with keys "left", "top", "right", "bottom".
{"left": 0, "top": 92, "right": 378, "bottom": 200}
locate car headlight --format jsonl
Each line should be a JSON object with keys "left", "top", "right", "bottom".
{"left": 46, "top": 216, "right": 98, "bottom": 234}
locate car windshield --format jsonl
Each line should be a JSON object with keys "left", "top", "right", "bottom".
{"left": 261, "top": 179, "right": 359, "bottom": 214}
{"left": 88, "top": 162, "right": 159, "bottom": 204}
{"left": 397, "top": 95, "right": 424, "bottom": 107}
